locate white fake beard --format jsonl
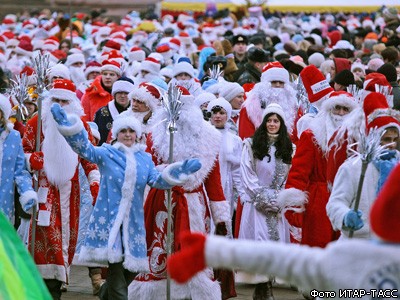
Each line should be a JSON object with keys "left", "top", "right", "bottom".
{"left": 330, "top": 112, "right": 345, "bottom": 128}
{"left": 41, "top": 98, "right": 82, "bottom": 187}
{"left": 70, "top": 66, "right": 86, "bottom": 86}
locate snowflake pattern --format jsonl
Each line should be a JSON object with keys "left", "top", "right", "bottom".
{"left": 87, "top": 227, "right": 97, "bottom": 239}
{"left": 98, "top": 228, "right": 108, "bottom": 241}
{"left": 98, "top": 216, "right": 106, "bottom": 225}
{"left": 72, "top": 138, "right": 87, "bottom": 151}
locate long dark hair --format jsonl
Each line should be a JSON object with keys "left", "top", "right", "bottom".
{"left": 252, "top": 113, "right": 293, "bottom": 164}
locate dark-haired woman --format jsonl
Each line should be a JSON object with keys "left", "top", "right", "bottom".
{"left": 238, "top": 103, "right": 293, "bottom": 300}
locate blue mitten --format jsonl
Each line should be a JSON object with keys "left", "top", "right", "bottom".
{"left": 51, "top": 103, "right": 71, "bottom": 126}
{"left": 343, "top": 209, "right": 364, "bottom": 231}
{"left": 23, "top": 198, "right": 38, "bottom": 214}
{"left": 163, "top": 159, "right": 202, "bottom": 185}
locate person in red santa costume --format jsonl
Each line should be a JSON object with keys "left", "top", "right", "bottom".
{"left": 238, "top": 62, "right": 298, "bottom": 141}
{"left": 166, "top": 160, "right": 400, "bottom": 299}
{"left": 22, "top": 79, "right": 100, "bottom": 300}
{"left": 128, "top": 86, "right": 232, "bottom": 300}
{"left": 277, "top": 90, "right": 358, "bottom": 247}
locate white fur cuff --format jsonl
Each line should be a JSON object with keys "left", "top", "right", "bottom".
{"left": 161, "top": 161, "right": 188, "bottom": 186}
{"left": 87, "top": 170, "right": 100, "bottom": 184}
{"left": 277, "top": 188, "right": 308, "bottom": 212}
{"left": 19, "top": 190, "right": 38, "bottom": 211}
{"left": 57, "top": 114, "right": 84, "bottom": 136}
{"left": 209, "top": 200, "right": 230, "bottom": 224}
{"left": 24, "top": 153, "right": 33, "bottom": 173}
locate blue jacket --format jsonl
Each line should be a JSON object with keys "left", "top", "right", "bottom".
{"left": 60, "top": 122, "right": 172, "bottom": 272}
{"left": 0, "top": 127, "right": 36, "bottom": 221}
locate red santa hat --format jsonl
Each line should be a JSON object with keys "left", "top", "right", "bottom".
{"left": 101, "top": 59, "right": 122, "bottom": 76}
{"left": 169, "top": 38, "right": 181, "bottom": 52}
{"left": 49, "top": 49, "right": 67, "bottom": 64}
{"left": 179, "top": 31, "right": 192, "bottom": 45}
{"left": 261, "top": 62, "right": 289, "bottom": 84}
{"left": 102, "top": 39, "right": 121, "bottom": 52}
{"left": 14, "top": 40, "right": 33, "bottom": 58}
{"left": 48, "top": 64, "right": 71, "bottom": 81}
{"left": 0, "top": 94, "right": 12, "bottom": 120}
{"left": 42, "top": 39, "right": 59, "bottom": 52}
{"left": 128, "top": 46, "right": 145, "bottom": 62}
{"left": 176, "top": 85, "right": 195, "bottom": 104}
{"left": 156, "top": 44, "right": 172, "bottom": 61}
{"left": 370, "top": 163, "right": 400, "bottom": 243}
{"left": 0, "top": 36, "right": 6, "bottom": 50}
{"left": 20, "top": 66, "right": 37, "bottom": 86}
{"left": 300, "top": 64, "right": 334, "bottom": 105}
{"left": 140, "top": 57, "right": 161, "bottom": 75}
{"left": 128, "top": 82, "right": 161, "bottom": 111}
{"left": 107, "top": 49, "right": 125, "bottom": 66}
{"left": 111, "top": 114, "right": 142, "bottom": 139}
{"left": 363, "top": 92, "right": 400, "bottom": 133}
{"left": 49, "top": 79, "right": 79, "bottom": 102}
{"left": 321, "top": 90, "right": 358, "bottom": 113}
{"left": 84, "top": 61, "right": 102, "bottom": 78}
{"left": 363, "top": 73, "right": 392, "bottom": 92}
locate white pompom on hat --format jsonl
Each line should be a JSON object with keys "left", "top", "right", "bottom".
{"left": 172, "top": 61, "right": 194, "bottom": 78}
{"left": 207, "top": 97, "right": 232, "bottom": 119}
{"left": 111, "top": 114, "right": 142, "bottom": 139}
{"left": 0, "top": 94, "right": 12, "bottom": 120}
{"left": 262, "top": 103, "right": 286, "bottom": 124}
{"left": 219, "top": 82, "right": 244, "bottom": 102}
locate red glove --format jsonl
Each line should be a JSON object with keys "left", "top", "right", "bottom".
{"left": 90, "top": 182, "right": 99, "bottom": 206}
{"left": 167, "top": 231, "right": 207, "bottom": 283}
{"left": 29, "top": 151, "right": 44, "bottom": 171}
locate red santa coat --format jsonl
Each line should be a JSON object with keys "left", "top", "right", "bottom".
{"left": 278, "top": 130, "right": 340, "bottom": 247}
{"left": 23, "top": 115, "right": 99, "bottom": 283}
{"left": 130, "top": 126, "right": 230, "bottom": 299}
{"left": 81, "top": 76, "right": 113, "bottom": 122}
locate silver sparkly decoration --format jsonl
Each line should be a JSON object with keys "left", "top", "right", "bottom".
{"left": 161, "top": 85, "right": 184, "bottom": 133}
{"left": 296, "top": 77, "right": 310, "bottom": 114}
{"left": 209, "top": 65, "right": 223, "bottom": 80}
{"left": 8, "top": 73, "right": 29, "bottom": 120}
{"left": 346, "top": 84, "right": 363, "bottom": 104}
{"left": 31, "top": 53, "right": 51, "bottom": 93}
{"left": 375, "top": 84, "right": 394, "bottom": 108}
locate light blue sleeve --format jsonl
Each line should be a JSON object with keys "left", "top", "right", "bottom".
{"left": 14, "top": 138, "right": 35, "bottom": 195}
{"left": 145, "top": 153, "right": 174, "bottom": 190}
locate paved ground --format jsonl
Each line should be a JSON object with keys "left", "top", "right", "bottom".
{"left": 62, "top": 265, "right": 304, "bottom": 300}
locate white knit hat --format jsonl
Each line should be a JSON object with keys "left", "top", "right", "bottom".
{"left": 0, "top": 94, "right": 12, "bottom": 120}
{"left": 128, "top": 82, "right": 161, "bottom": 111}
{"left": 261, "top": 67, "right": 289, "bottom": 84}
{"left": 140, "top": 57, "right": 161, "bottom": 75}
{"left": 112, "top": 79, "right": 135, "bottom": 97}
{"left": 48, "top": 64, "right": 71, "bottom": 81}
{"left": 194, "top": 92, "right": 216, "bottom": 108}
{"left": 65, "top": 53, "right": 85, "bottom": 67}
{"left": 262, "top": 103, "right": 286, "bottom": 124}
{"left": 111, "top": 115, "right": 142, "bottom": 139}
{"left": 219, "top": 82, "right": 244, "bottom": 102}
{"left": 172, "top": 61, "right": 194, "bottom": 78}
{"left": 207, "top": 97, "right": 232, "bottom": 120}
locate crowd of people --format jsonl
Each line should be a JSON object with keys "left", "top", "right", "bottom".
{"left": 0, "top": 4, "right": 400, "bottom": 300}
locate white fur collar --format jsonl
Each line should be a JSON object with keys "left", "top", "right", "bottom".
{"left": 112, "top": 142, "right": 146, "bottom": 153}
{"left": 308, "top": 111, "right": 338, "bottom": 154}
{"left": 108, "top": 100, "right": 120, "bottom": 120}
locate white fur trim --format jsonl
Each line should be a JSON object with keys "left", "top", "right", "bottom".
{"left": 209, "top": 200, "right": 231, "bottom": 224}
{"left": 321, "top": 94, "right": 357, "bottom": 113}
{"left": 111, "top": 115, "right": 143, "bottom": 139}
{"left": 57, "top": 114, "right": 84, "bottom": 136}
{"left": 172, "top": 61, "right": 194, "bottom": 78}
{"left": 19, "top": 190, "right": 38, "bottom": 208}
{"left": 78, "top": 246, "right": 109, "bottom": 266}
{"left": 277, "top": 187, "right": 308, "bottom": 212}
{"left": 207, "top": 98, "right": 232, "bottom": 120}
{"left": 112, "top": 80, "right": 135, "bottom": 97}
{"left": 161, "top": 161, "right": 189, "bottom": 185}
{"left": 49, "top": 88, "right": 78, "bottom": 102}
{"left": 24, "top": 153, "right": 33, "bottom": 173}
{"left": 128, "top": 270, "right": 220, "bottom": 300}
{"left": 128, "top": 87, "right": 158, "bottom": 112}
{"left": 37, "top": 264, "right": 67, "bottom": 282}
{"left": 0, "top": 94, "right": 12, "bottom": 119}
{"left": 261, "top": 67, "right": 289, "bottom": 84}
{"left": 107, "top": 100, "right": 120, "bottom": 120}
{"left": 123, "top": 255, "right": 149, "bottom": 272}
{"left": 87, "top": 169, "right": 100, "bottom": 184}
{"left": 101, "top": 64, "right": 121, "bottom": 76}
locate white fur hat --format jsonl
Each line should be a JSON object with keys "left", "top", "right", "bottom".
{"left": 219, "top": 82, "right": 244, "bottom": 102}
{"left": 111, "top": 115, "right": 142, "bottom": 139}
{"left": 172, "top": 61, "right": 194, "bottom": 78}
{"left": 207, "top": 97, "right": 232, "bottom": 120}
{"left": 140, "top": 57, "right": 161, "bottom": 75}
{"left": 111, "top": 78, "right": 135, "bottom": 97}
{"left": 128, "top": 46, "right": 146, "bottom": 62}
{"left": 0, "top": 94, "right": 12, "bottom": 120}
{"left": 65, "top": 53, "right": 85, "bottom": 67}
{"left": 160, "top": 66, "right": 173, "bottom": 79}
{"left": 194, "top": 92, "right": 216, "bottom": 108}
{"left": 261, "top": 67, "right": 289, "bottom": 84}
{"left": 48, "top": 64, "right": 71, "bottom": 81}
{"left": 262, "top": 103, "right": 286, "bottom": 124}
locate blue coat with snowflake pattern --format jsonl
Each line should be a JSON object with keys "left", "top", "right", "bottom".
{"left": 59, "top": 122, "right": 173, "bottom": 272}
